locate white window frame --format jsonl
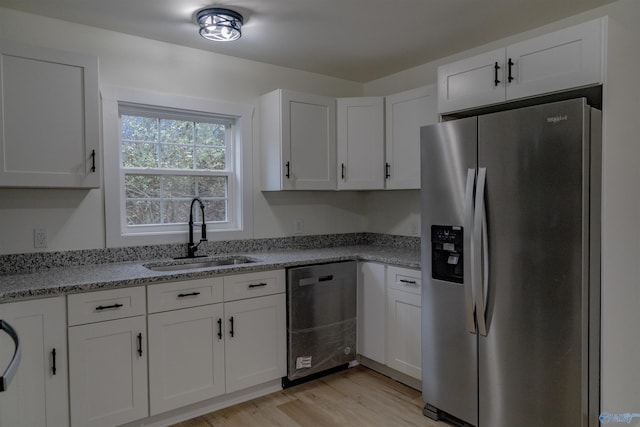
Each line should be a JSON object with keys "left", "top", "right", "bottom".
{"left": 102, "top": 86, "right": 253, "bottom": 247}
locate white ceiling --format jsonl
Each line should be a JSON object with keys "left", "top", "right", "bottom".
{"left": 0, "top": 0, "right": 616, "bottom": 82}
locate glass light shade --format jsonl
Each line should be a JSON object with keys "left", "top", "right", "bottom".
{"left": 197, "top": 8, "right": 243, "bottom": 42}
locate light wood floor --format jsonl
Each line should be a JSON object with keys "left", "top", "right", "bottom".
{"left": 170, "top": 366, "right": 452, "bottom": 427}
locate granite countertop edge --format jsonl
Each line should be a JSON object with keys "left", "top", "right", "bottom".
{"left": 0, "top": 245, "right": 421, "bottom": 302}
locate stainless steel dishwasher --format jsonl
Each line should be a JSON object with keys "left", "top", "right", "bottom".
{"left": 285, "top": 261, "right": 356, "bottom": 385}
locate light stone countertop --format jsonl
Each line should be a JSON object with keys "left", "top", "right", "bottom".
{"left": 0, "top": 245, "right": 420, "bottom": 302}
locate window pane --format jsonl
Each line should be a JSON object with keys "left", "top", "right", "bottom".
{"left": 196, "top": 123, "right": 226, "bottom": 146}
{"left": 126, "top": 200, "right": 160, "bottom": 225}
{"left": 122, "top": 142, "right": 159, "bottom": 168}
{"left": 121, "top": 115, "right": 158, "bottom": 142}
{"left": 159, "top": 119, "right": 193, "bottom": 144}
{"left": 196, "top": 147, "right": 226, "bottom": 170}
{"left": 199, "top": 177, "right": 227, "bottom": 198}
{"left": 160, "top": 144, "right": 194, "bottom": 169}
{"left": 163, "top": 176, "right": 195, "bottom": 198}
{"left": 161, "top": 199, "right": 191, "bottom": 224}
{"left": 125, "top": 175, "right": 160, "bottom": 198}
{"left": 205, "top": 200, "right": 227, "bottom": 222}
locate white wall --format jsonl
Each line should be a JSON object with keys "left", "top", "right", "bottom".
{"left": 0, "top": 7, "right": 366, "bottom": 254}
{"left": 363, "top": 0, "right": 640, "bottom": 418}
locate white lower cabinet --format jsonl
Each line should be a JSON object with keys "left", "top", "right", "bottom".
{"left": 67, "top": 286, "right": 148, "bottom": 427}
{"left": 385, "top": 266, "right": 422, "bottom": 379}
{"left": 0, "top": 297, "right": 68, "bottom": 427}
{"left": 68, "top": 315, "right": 148, "bottom": 427}
{"left": 357, "top": 262, "right": 386, "bottom": 364}
{"left": 224, "top": 293, "right": 286, "bottom": 393}
{"left": 146, "top": 270, "right": 286, "bottom": 417}
{"left": 358, "top": 262, "right": 422, "bottom": 380}
{"left": 148, "top": 303, "right": 226, "bottom": 416}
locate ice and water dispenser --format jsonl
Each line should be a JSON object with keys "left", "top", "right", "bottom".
{"left": 431, "top": 225, "right": 463, "bottom": 283}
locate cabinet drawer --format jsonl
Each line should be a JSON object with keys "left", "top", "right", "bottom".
{"left": 223, "top": 270, "right": 286, "bottom": 301}
{"left": 147, "top": 277, "right": 224, "bottom": 313}
{"left": 386, "top": 266, "right": 421, "bottom": 295}
{"left": 67, "top": 286, "right": 146, "bottom": 326}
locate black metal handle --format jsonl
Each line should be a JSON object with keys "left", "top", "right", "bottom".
{"left": 51, "top": 348, "right": 57, "bottom": 375}
{"left": 285, "top": 161, "right": 290, "bottom": 179}
{"left": 137, "top": 333, "right": 143, "bottom": 357}
{"left": 177, "top": 292, "right": 201, "bottom": 298}
{"left": 229, "top": 316, "right": 234, "bottom": 338}
{"left": 400, "top": 279, "right": 417, "bottom": 285}
{"left": 507, "top": 58, "right": 514, "bottom": 83}
{"left": 319, "top": 275, "right": 333, "bottom": 282}
{"left": 217, "top": 318, "right": 222, "bottom": 340}
{"left": 248, "top": 283, "right": 268, "bottom": 288}
{"left": 385, "top": 163, "right": 391, "bottom": 179}
{"left": 90, "top": 150, "right": 96, "bottom": 173}
{"left": 494, "top": 62, "right": 501, "bottom": 86}
{"left": 0, "top": 320, "right": 20, "bottom": 392}
{"left": 341, "top": 163, "right": 345, "bottom": 180}
{"left": 95, "top": 303, "right": 123, "bottom": 311}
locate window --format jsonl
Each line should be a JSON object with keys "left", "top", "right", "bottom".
{"left": 102, "top": 87, "right": 253, "bottom": 247}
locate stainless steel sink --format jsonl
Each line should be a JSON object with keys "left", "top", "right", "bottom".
{"left": 144, "top": 256, "right": 257, "bottom": 272}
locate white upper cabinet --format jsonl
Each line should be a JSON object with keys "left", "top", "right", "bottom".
{"left": 438, "top": 18, "right": 605, "bottom": 114}
{"left": 0, "top": 41, "right": 100, "bottom": 188}
{"left": 260, "top": 89, "right": 336, "bottom": 190}
{"left": 438, "top": 49, "right": 506, "bottom": 114}
{"left": 505, "top": 19, "right": 603, "bottom": 101}
{"left": 385, "top": 85, "right": 438, "bottom": 189}
{"left": 337, "top": 97, "right": 385, "bottom": 190}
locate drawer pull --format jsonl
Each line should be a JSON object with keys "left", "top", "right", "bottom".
{"left": 318, "top": 275, "right": 333, "bottom": 282}
{"left": 248, "top": 283, "right": 268, "bottom": 288}
{"left": 400, "top": 279, "right": 417, "bottom": 285}
{"left": 177, "top": 292, "right": 201, "bottom": 298}
{"left": 95, "top": 303, "right": 123, "bottom": 311}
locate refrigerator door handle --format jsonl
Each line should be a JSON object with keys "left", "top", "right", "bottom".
{"left": 474, "top": 167, "right": 489, "bottom": 336}
{"left": 463, "top": 168, "right": 477, "bottom": 334}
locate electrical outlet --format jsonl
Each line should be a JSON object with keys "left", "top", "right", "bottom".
{"left": 410, "top": 221, "right": 419, "bottom": 236}
{"left": 34, "top": 228, "right": 47, "bottom": 248}
{"left": 294, "top": 219, "right": 304, "bottom": 235}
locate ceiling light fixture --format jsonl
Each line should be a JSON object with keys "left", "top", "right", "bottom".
{"left": 196, "top": 7, "right": 244, "bottom": 42}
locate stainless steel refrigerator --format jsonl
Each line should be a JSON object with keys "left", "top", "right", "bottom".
{"left": 420, "top": 98, "right": 601, "bottom": 427}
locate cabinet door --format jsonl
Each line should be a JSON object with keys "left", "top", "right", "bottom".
{"left": 506, "top": 19, "right": 603, "bottom": 101}
{"left": 357, "top": 262, "right": 386, "bottom": 363}
{"left": 386, "top": 266, "right": 422, "bottom": 379}
{"left": 385, "top": 85, "right": 438, "bottom": 189}
{"left": 337, "top": 97, "right": 385, "bottom": 190}
{"left": 282, "top": 91, "right": 336, "bottom": 190}
{"left": 437, "top": 49, "right": 506, "bottom": 114}
{"left": 0, "top": 41, "right": 99, "bottom": 188}
{"left": 68, "top": 315, "right": 148, "bottom": 427}
{"left": 0, "top": 297, "right": 68, "bottom": 427}
{"left": 148, "top": 304, "right": 225, "bottom": 415}
{"left": 224, "top": 293, "right": 286, "bottom": 393}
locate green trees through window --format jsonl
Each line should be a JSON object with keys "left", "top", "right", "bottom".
{"left": 120, "top": 113, "right": 233, "bottom": 226}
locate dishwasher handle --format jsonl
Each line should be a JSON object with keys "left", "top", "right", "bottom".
{"left": 299, "top": 275, "right": 335, "bottom": 286}
{"left": 0, "top": 320, "right": 21, "bottom": 392}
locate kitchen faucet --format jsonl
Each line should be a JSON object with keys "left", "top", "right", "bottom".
{"left": 186, "top": 197, "right": 207, "bottom": 258}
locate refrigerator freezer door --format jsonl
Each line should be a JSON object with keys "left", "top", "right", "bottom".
{"left": 477, "top": 99, "right": 591, "bottom": 426}
{"left": 421, "top": 116, "right": 478, "bottom": 426}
